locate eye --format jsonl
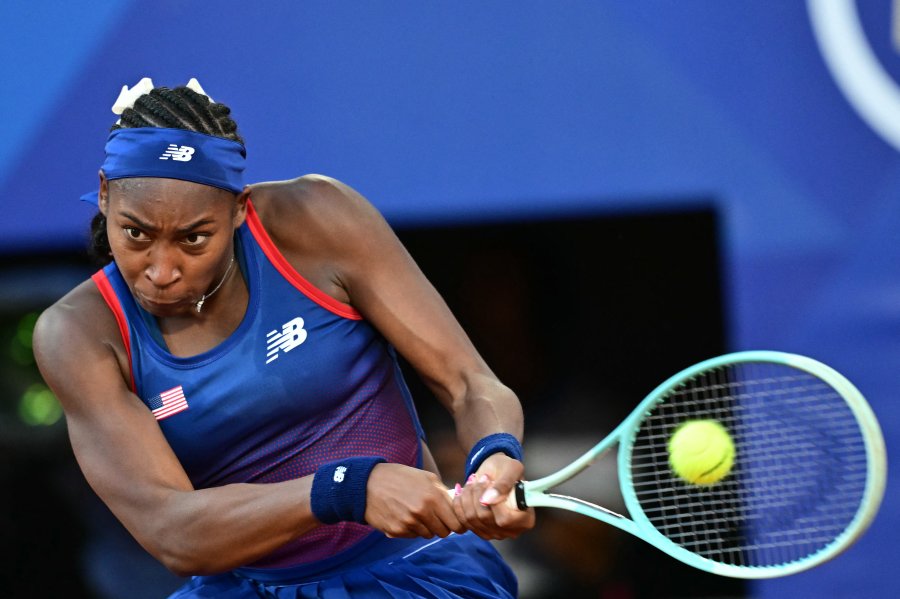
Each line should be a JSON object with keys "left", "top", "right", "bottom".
{"left": 123, "top": 226, "right": 147, "bottom": 241}
{"left": 182, "top": 232, "right": 210, "bottom": 246}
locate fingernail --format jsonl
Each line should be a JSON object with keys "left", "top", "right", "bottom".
{"left": 478, "top": 474, "right": 490, "bottom": 484}
{"left": 466, "top": 475, "right": 477, "bottom": 485}
{"left": 480, "top": 488, "right": 499, "bottom": 505}
{"left": 454, "top": 483, "right": 462, "bottom": 497}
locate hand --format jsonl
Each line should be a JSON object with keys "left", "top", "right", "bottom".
{"left": 364, "top": 463, "right": 466, "bottom": 539}
{"left": 452, "top": 453, "right": 536, "bottom": 540}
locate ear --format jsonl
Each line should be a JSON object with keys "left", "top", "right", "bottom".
{"left": 233, "top": 186, "right": 250, "bottom": 229}
{"left": 98, "top": 170, "right": 109, "bottom": 215}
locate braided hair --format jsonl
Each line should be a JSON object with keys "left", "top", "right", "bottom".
{"left": 89, "top": 85, "right": 243, "bottom": 264}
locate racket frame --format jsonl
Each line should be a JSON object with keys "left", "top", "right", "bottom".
{"left": 517, "top": 350, "right": 887, "bottom": 578}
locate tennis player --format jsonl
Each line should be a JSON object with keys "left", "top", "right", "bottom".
{"left": 33, "top": 79, "right": 533, "bottom": 597}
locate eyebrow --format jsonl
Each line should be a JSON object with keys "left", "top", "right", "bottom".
{"left": 118, "top": 211, "right": 217, "bottom": 235}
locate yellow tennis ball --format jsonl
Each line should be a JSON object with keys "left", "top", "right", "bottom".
{"left": 668, "top": 419, "right": 735, "bottom": 486}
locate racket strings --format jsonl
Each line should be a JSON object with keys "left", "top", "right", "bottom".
{"left": 629, "top": 362, "right": 868, "bottom": 569}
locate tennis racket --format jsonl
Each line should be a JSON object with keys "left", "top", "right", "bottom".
{"left": 495, "top": 351, "right": 886, "bottom": 578}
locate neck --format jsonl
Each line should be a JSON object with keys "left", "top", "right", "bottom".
{"left": 195, "top": 256, "right": 235, "bottom": 313}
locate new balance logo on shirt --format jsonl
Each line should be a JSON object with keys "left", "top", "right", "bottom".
{"left": 159, "top": 144, "right": 195, "bottom": 161}
{"left": 266, "top": 316, "right": 308, "bottom": 364}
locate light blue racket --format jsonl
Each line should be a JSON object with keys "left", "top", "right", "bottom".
{"left": 506, "top": 351, "right": 887, "bottom": 578}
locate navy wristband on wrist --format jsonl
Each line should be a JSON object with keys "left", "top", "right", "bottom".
{"left": 465, "top": 433, "right": 523, "bottom": 480}
{"left": 310, "top": 456, "right": 386, "bottom": 525}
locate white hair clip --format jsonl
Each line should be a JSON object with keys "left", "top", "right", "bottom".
{"left": 111, "top": 77, "right": 155, "bottom": 116}
{"left": 110, "top": 77, "right": 214, "bottom": 124}
{"left": 185, "top": 77, "right": 213, "bottom": 102}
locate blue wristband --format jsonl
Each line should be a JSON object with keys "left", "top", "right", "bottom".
{"left": 465, "top": 433, "right": 523, "bottom": 480}
{"left": 310, "top": 456, "right": 386, "bottom": 525}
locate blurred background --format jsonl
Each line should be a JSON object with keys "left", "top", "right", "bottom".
{"left": 1, "top": 1, "right": 897, "bottom": 597}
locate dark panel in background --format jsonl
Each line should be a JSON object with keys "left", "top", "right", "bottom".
{"left": 0, "top": 252, "right": 95, "bottom": 599}
{"left": 397, "top": 205, "right": 737, "bottom": 598}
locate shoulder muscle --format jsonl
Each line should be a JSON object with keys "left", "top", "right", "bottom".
{"left": 33, "top": 279, "right": 132, "bottom": 412}
{"left": 248, "top": 175, "right": 393, "bottom": 304}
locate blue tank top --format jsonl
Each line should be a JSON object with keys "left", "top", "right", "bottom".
{"left": 91, "top": 201, "right": 425, "bottom": 568}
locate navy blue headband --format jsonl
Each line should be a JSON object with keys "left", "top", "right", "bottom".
{"left": 81, "top": 127, "right": 246, "bottom": 204}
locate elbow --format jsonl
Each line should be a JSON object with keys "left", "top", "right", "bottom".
{"left": 140, "top": 494, "right": 231, "bottom": 576}
{"left": 160, "top": 555, "right": 197, "bottom": 579}
{"left": 156, "top": 545, "right": 222, "bottom": 578}
{"left": 150, "top": 538, "right": 204, "bottom": 577}
{"left": 143, "top": 522, "right": 220, "bottom": 577}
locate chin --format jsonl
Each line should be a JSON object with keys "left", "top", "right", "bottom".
{"left": 137, "top": 294, "right": 192, "bottom": 317}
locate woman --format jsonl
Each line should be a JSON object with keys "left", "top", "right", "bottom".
{"left": 33, "top": 79, "right": 534, "bottom": 598}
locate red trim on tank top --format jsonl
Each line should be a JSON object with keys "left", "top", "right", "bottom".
{"left": 245, "top": 200, "right": 363, "bottom": 320}
{"left": 91, "top": 270, "right": 137, "bottom": 393}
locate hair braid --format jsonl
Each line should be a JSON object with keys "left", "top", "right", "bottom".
{"left": 108, "top": 85, "right": 243, "bottom": 143}
{"left": 154, "top": 88, "right": 204, "bottom": 130}
{"left": 117, "top": 107, "right": 156, "bottom": 129}
{"left": 183, "top": 88, "right": 222, "bottom": 136}
{"left": 90, "top": 84, "right": 244, "bottom": 264}
{"left": 133, "top": 93, "right": 184, "bottom": 129}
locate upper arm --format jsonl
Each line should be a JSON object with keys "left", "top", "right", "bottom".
{"left": 33, "top": 285, "right": 194, "bottom": 554}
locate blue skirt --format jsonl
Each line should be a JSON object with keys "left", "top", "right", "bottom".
{"left": 168, "top": 532, "right": 517, "bottom": 598}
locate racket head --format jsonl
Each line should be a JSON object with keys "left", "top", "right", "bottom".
{"left": 616, "top": 351, "right": 886, "bottom": 578}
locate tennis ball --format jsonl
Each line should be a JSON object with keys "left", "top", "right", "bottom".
{"left": 668, "top": 419, "right": 735, "bottom": 486}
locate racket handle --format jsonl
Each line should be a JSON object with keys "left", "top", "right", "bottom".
{"left": 506, "top": 486, "right": 519, "bottom": 509}
{"left": 445, "top": 481, "right": 527, "bottom": 510}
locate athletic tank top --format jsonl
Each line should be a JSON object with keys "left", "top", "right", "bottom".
{"left": 91, "top": 201, "right": 424, "bottom": 568}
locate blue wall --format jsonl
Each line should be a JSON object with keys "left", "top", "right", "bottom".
{"left": 2, "top": 2, "right": 896, "bottom": 596}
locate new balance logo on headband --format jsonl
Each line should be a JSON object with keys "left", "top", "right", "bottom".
{"left": 159, "top": 144, "right": 195, "bottom": 161}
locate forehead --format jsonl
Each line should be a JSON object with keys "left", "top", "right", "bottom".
{"left": 108, "top": 177, "right": 234, "bottom": 219}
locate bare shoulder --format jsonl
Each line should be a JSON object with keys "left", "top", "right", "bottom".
{"left": 248, "top": 174, "right": 385, "bottom": 253}
{"left": 33, "top": 278, "right": 131, "bottom": 408}
{"left": 246, "top": 176, "right": 398, "bottom": 304}
{"left": 250, "top": 174, "right": 376, "bottom": 212}
{"left": 35, "top": 279, "right": 114, "bottom": 352}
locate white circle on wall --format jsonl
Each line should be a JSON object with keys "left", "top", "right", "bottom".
{"left": 808, "top": 0, "right": 900, "bottom": 151}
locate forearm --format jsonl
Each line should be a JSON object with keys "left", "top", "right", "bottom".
{"left": 137, "top": 476, "right": 316, "bottom": 576}
{"left": 66, "top": 406, "right": 322, "bottom": 576}
{"left": 446, "top": 374, "right": 534, "bottom": 540}
{"left": 448, "top": 371, "right": 524, "bottom": 450}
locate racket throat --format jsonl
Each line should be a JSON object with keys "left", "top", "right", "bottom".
{"left": 540, "top": 492, "right": 627, "bottom": 520}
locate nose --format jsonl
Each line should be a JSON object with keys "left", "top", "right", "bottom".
{"left": 144, "top": 247, "right": 182, "bottom": 289}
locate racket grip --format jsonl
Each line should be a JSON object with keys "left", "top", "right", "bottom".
{"left": 445, "top": 481, "right": 527, "bottom": 510}
{"left": 505, "top": 487, "right": 518, "bottom": 510}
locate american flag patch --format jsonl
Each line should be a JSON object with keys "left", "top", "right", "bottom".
{"left": 147, "top": 386, "right": 188, "bottom": 421}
